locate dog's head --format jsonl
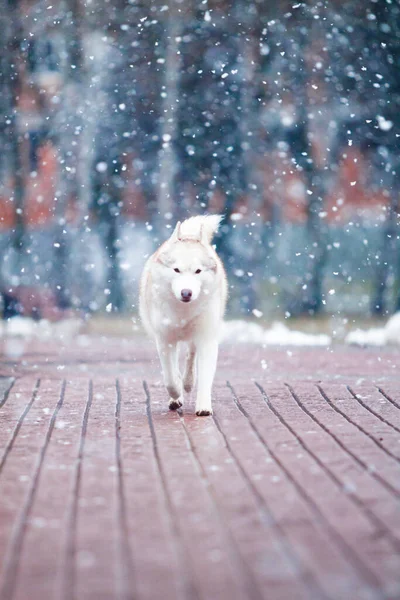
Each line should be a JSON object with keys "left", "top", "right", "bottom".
{"left": 156, "top": 222, "right": 218, "bottom": 304}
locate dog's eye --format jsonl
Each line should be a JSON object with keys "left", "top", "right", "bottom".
{"left": 195, "top": 269, "right": 202, "bottom": 274}
{"left": 174, "top": 268, "right": 180, "bottom": 273}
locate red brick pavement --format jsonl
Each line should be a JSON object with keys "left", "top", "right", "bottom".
{"left": 0, "top": 336, "right": 399, "bottom": 600}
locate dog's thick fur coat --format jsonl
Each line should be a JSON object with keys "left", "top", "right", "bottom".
{"left": 139, "top": 215, "right": 227, "bottom": 415}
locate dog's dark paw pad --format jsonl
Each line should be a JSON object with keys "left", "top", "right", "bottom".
{"left": 169, "top": 400, "right": 183, "bottom": 411}
{"left": 196, "top": 409, "right": 212, "bottom": 417}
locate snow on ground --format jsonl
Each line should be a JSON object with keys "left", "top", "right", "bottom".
{"left": 345, "top": 312, "right": 400, "bottom": 346}
{"left": 0, "top": 316, "right": 84, "bottom": 339}
{"left": 2, "top": 313, "right": 399, "bottom": 349}
{"left": 0, "top": 317, "right": 84, "bottom": 359}
{"left": 221, "top": 320, "right": 331, "bottom": 346}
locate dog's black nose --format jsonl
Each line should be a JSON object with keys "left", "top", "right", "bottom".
{"left": 181, "top": 289, "right": 192, "bottom": 302}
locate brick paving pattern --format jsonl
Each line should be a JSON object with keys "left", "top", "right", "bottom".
{"left": 0, "top": 336, "right": 399, "bottom": 600}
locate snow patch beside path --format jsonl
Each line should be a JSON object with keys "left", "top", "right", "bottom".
{"left": 0, "top": 317, "right": 83, "bottom": 339}
{"left": 0, "top": 316, "right": 84, "bottom": 359}
{"left": 346, "top": 312, "right": 400, "bottom": 346}
{"left": 221, "top": 320, "right": 331, "bottom": 346}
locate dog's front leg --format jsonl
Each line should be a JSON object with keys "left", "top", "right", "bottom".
{"left": 195, "top": 340, "right": 218, "bottom": 416}
{"left": 156, "top": 339, "right": 183, "bottom": 410}
{"left": 183, "top": 343, "right": 196, "bottom": 393}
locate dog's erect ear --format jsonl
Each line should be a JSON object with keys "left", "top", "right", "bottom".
{"left": 170, "top": 221, "right": 181, "bottom": 242}
{"left": 204, "top": 256, "right": 218, "bottom": 271}
{"left": 157, "top": 251, "right": 173, "bottom": 267}
{"left": 199, "top": 224, "right": 208, "bottom": 246}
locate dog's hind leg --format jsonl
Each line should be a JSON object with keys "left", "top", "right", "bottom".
{"left": 195, "top": 339, "right": 218, "bottom": 416}
{"left": 156, "top": 339, "right": 183, "bottom": 410}
{"left": 183, "top": 343, "right": 196, "bottom": 393}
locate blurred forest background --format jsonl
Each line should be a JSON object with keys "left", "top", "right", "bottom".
{"left": 0, "top": 0, "right": 399, "bottom": 323}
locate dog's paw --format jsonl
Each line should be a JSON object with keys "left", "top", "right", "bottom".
{"left": 169, "top": 398, "right": 183, "bottom": 411}
{"left": 195, "top": 398, "right": 213, "bottom": 416}
{"left": 195, "top": 409, "right": 212, "bottom": 417}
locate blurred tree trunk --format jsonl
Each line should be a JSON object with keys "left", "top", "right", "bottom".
{"left": 60, "top": 0, "right": 126, "bottom": 312}
{"left": 3, "top": 2, "right": 25, "bottom": 258}
{"left": 372, "top": 191, "right": 399, "bottom": 315}
{"left": 370, "top": 0, "right": 400, "bottom": 315}
{"left": 287, "top": 3, "right": 328, "bottom": 316}
{"left": 175, "top": 3, "right": 247, "bottom": 258}
{"left": 157, "top": 1, "right": 181, "bottom": 232}
{"left": 92, "top": 167, "right": 125, "bottom": 312}
{"left": 53, "top": 0, "right": 86, "bottom": 308}
{"left": 54, "top": 0, "right": 83, "bottom": 308}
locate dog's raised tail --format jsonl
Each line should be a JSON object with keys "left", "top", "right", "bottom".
{"left": 179, "top": 214, "right": 223, "bottom": 244}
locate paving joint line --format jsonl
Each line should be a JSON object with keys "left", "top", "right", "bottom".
{"left": 286, "top": 384, "right": 400, "bottom": 552}
{"left": 179, "top": 411, "right": 265, "bottom": 600}
{"left": 313, "top": 385, "right": 400, "bottom": 499}
{"left": 213, "top": 398, "right": 329, "bottom": 600}
{"left": 316, "top": 385, "right": 400, "bottom": 464}
{"left": 248, "top": 381, "right": 385, "bottom": 598}
{"left": 115, "top": 379, "right": 135, "bottom": 600}
{"left": 0, "top": 380, "right": 66, "bottom": 600}
{"left": 0, "top": 379, "right": 41, "bottom": 475}
{"left": 143, "top": 381, "right": 199, "bottom": 600}
{"left": 376, "top": 387, "right": 400, "bottom": 412}
{"left": 0, "top": 379, "right": 16, "bottom": 409}
{"left": 61, "top": 380, "right": 93, "bottom": 600}
{"left": 347, "top": 386, "right": 400, "bottom": 435}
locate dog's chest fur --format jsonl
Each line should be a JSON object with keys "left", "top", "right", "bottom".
{"left": 149, "top": 288, "right": 213, "bottom": 343}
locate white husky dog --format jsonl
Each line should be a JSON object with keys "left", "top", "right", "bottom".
{"left": 139, "top": 214, "right": 227, "bottom": 416}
